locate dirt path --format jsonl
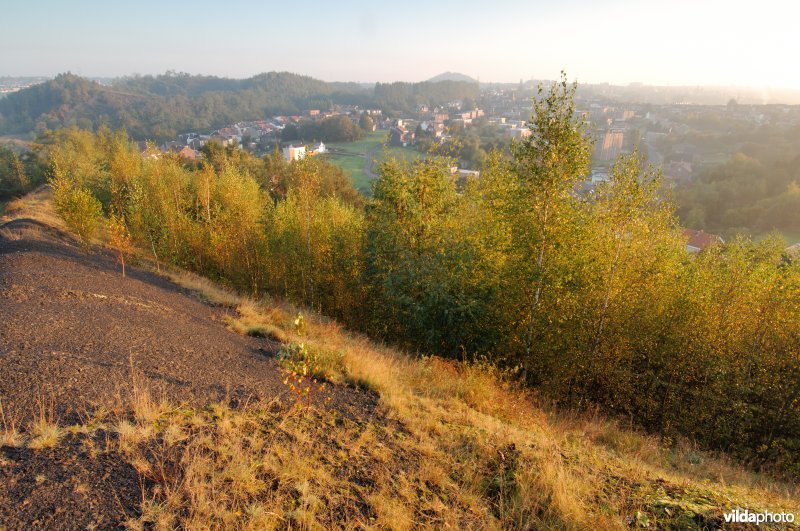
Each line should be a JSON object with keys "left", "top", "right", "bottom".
{"left": 364, "top": 146, "right": 379, "bottom": 180}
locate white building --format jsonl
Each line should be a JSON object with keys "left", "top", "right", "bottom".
{"left": 282, "top": 144, "right": 306, "bottom": 162}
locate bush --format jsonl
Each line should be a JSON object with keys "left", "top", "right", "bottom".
{"left": 53, "top": 184, "right": 102, "bottom": 249}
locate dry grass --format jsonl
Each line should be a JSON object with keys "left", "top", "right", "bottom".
{"left": 166, "top": 276, "right": 800, "bottom": 528}
{"left": 0, "top": 400, "right": 24, "bottom": 448}
{"left": 115, "top": 399, "right": 472, "bottom": 529}
{"left": 0, "top": 186, "right": 64, "bottom": 231}
{"left": 27, "top": 417, "right": 62, "bottom": 450}
{"left": 162, "top": 269, "right": 242, "bottom": 308}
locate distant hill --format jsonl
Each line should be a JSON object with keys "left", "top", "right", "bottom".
{"left": 0, "top": 72, "right": 370, "bottom": 141}
{"left": 0, "top": 72, "right": 480, "bottom": 141}
{"left": 427, "top": 72, "right": 478, "bottom": 84}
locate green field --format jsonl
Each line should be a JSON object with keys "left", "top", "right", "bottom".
{"left": 752, "top": 229, "right": 800, "bottom": 245}
{"left": 323, "top": 131, "right": 426, "bottom": 194}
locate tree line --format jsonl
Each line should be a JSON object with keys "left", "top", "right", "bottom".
{"left": 281, "top": 114, "right": 366, "bottom": 143}
{"left": 43, "top": 76, "right": 800, "bottom": 476}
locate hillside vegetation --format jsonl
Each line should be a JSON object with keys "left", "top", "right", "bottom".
{"left": 2, "top": 188, "right": 799, "bottom": 529}
{"left": 0, "top": 72, "right": 479, "bottom": 141}
{"left": 36, "top": 75, "right": 800, "bottom": 477}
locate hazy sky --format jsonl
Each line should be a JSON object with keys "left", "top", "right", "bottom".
{"left": 2, "top": 0, "right": 797, "bottom": 88}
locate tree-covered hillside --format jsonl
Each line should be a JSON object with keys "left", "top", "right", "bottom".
{"left": 0, "top": 72, "right": 479, "bottom": 141}
{"left": 0, "top": 72, "right": 369, "bottom": 140}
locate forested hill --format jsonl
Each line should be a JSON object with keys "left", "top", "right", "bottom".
{"left": 0, "top": 72, "right": 367, "bottom": 140}
{"left": 0, "top": 72, "right": 479, "bottom": 141}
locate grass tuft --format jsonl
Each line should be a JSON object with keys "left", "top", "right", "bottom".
{"left": 28, "top": 418, "right": 62, "bottom": 450}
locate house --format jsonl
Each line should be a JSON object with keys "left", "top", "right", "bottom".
{"left": 389, "top": 127, "right": 414, "bottom": 147}
{"left": 419, "top": 121, "right": 444, "bottom": 138}
{"left": 663, "top": 161, "right": 693, "bottom": 182}
{"left": 178, "top": 146, "right": 200, "bottom": 161}
{"left": 449, "top": 167, "right": 480, "bottom": 179}
{"left": 683, "top": 229, "right": 723, "bottom": 253}
{"left": 311, "top": 142, "right": 326, "bottom": 155}
{"left": 590, "top": 170, "right": 609, "bottom": 185}
{"left": 506, "top": 127, "right": 531, "bottom": 140}
{"left": 282, "top": 144, "right": 307, "bottom": 162}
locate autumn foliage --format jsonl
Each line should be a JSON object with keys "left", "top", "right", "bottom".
{"left": 45, "top": 77, "right": 800, "bottom": 475}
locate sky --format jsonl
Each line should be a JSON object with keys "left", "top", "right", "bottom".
{"left": 2, "top": 0, "right": 798, "bottom": 89}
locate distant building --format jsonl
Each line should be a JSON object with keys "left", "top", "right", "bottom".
{"left": 178, "top": 145, "right": 200, "bottom": 161}
{"left": 389, "top": 127, "right": 414, "bottom": 147}
{"left": 450, "top": 167, "right": 480, "bottom": 178}
{"left": 311, "top": 142, "right": 326, "bottom": 155}
{"left": 683, "top": 229, "right": 724, "bottom": 253}
{"left": 590, "top": 170, "right": 609, "bottom": 185}
{"left": 282, "top": 144, "right": 306, "bottom": 161}
{"left": 506, "top": 127, "right": 531, "bottom": 140}
{"left": 663, "top": 161, "right": 693, "bottom": 182}
{"left": 599, "top": 129, "right": 625, "bottom": 161}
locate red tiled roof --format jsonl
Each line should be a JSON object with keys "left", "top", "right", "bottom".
{"left": 683, "top": 229, "right": 723, "bottom": 250}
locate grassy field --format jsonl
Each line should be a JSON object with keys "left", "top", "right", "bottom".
{"left": 757, "top": 229, "right": 800, "bottom": 245}
{"left": 323, "top": 131, "right": 426, "bottom": 194}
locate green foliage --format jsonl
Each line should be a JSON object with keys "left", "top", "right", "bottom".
{"left": 278, "top": 314, "right": 331, "bottom": 409}
{"left": 373, "top": 80, "right": 479, "bottom": 112}
{"left": 298, "top": 115, "right": 364, "bottom": 143}
{"left": 51, "top": 180, "right": 102, "bottom": 249}
{"left": 0, "top": 72, "right": 369, "bottom": 141}
{"left": 676, "top": 128, "right": 800, "bottom": 237}
{"left": 0, "top": 145, "right": 47, "bottom": 201}
{"left": 358, "top": 112, "right": 374, "bottom": 132}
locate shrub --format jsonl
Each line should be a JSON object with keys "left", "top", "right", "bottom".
{"left": 53, "top": 184, "right": 102, "bottom": 250}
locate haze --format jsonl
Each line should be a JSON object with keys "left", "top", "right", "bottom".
{"left": 1, "top": 0, "right": 798, "bottom": 89}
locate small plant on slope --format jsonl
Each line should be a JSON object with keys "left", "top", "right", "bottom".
{"left": 107, "top": 213, "right": 134, "bottom": 277}
{"left": 278, "top": 314, "right": 330, "bottom": 410}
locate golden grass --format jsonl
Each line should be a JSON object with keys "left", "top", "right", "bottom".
{"left": 162, "top": 269, "right": 242, "bottom": 308}
{"left": 0, "top": 427, "right": 24, "bottom": 448}
{"left": 27, "top": 417, "right": 62, "bottom": 450}
{"left": 165, "top": 276, "right": 800, "bottom": 528}
{"left": 0, "top": 400, "right": 24, "bottom": 448}
{"left": 0, "top": 186, "right": 64, "bottom": 231}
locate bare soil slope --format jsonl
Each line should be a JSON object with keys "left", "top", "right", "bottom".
{"left": 0, "top": 218, "right": 287, "bottom": 423}
{"left": 0, "top": 218, "right": 380, "bottom": 529}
